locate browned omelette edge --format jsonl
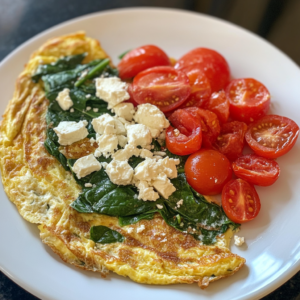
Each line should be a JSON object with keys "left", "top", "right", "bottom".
{"left": 0, "top": 31, "right": 245, "bottom": 288}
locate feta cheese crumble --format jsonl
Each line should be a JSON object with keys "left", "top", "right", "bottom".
{"left": 56, "top": 88, "right": 73, "bottom": 111}
{"left": 134, "top": 103, "right": 170, "bottom": 138}
{"left": 95, "top": 77, "right": 130, "bottom": 109}
{"left": 126, "top": 124, "right": 152, "bottom": 147}
{"left": 234, "top": 235, "right": 245, "bottom": 246}
{"left": 54, "top": 120, "right": 88, "bottom": 145}
{"left": 94, "top": 133, "right": 118, "bottom": 158}
{"left": 113, "top": 102, "right": 135, "bottom": 121}
{"left": 136, "top": 224, "right": 145, "bottom": 233}
{"left": 72, "top": 154, "right": 102, "bottom": 179}
{"left": 106, "top": 160, "right": 134, "bottom": 185}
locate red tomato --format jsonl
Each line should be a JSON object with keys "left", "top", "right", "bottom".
{"left": 245, "top": 115, "right": 299, "bottom": 159}
{"left": 204, "top": 91, "right": 230, "bottom": 124}
{"left": 131, "top": 66, "right": 191, "bottom": 112}
{"left": 178, "top": 66, "right": 211, "bottom": 108}
{"left": 213, "top": 121, "right": 247, "bottom": 161}
{"left": 185, "top": 107, "right": 220, "bottom": 148}
{"left": 118, "top": 45, "right": 170, "bottom": 79}
{"left": 166, "top": 109, "right": 202, "bottom": 155}
{"left": 185, "top": 149, "right": 232, "bottom": 195}
{"left": 232, "top": 154, "right": 280, "bottom": 186}
{"left": 175, "top": 48, "right": 230, "bottom": 93}
{"left": 222, "top": 179, "right": 261, "bottom": 223}
{"left": 225, "top": 78, "right": 270, "bottom": 123}
{"left": 125, "top": 83, "right": 139, "bottom": 107}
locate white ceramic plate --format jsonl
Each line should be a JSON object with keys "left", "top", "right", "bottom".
{"left": 0, "top": 7, "right": 300, "bottom": 300}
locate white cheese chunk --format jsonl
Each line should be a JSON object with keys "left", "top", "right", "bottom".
{"left": 94, "top": 134, "right": 118, "bottom": 158}
{"left": 54, "top": 120, "right": 88, "bottom": 146}
{"left": 95, "top": 77, "right": 130, "bottom": 109}
{"left": 117, "top": 135, "right": 128, "bottom": 148}
{"left": 92, "top": 113, "right": 126, "bottom": 135}
{"left": 136, "top": 180, "right": 159, "bottom": 201}
{"left": 106, "top": 160, "right": 133, "bottom": 185}
{"left": 72, "top": 154, "right": 102, "bottom": 179}
{"left": 156, "top": 204, "right": 163, "bottom": 209}
{"left": 56, "top": 88, "right": 73, "bottom": 111}
{"left": 134, "top": 103, "right": 170, "bottom": 138}
{"left": 112, "top": 144, "right": 140, "bottom": 161}
{"left": 127, "top": 124, "right": 152, "bottom": 147}
{"left": 140, "top": 149, "right": 153, "bottom": 159}
{"left": 113, "top": 102, "right": 135, "bottom": 121}
{"left": 152, "top": 173, "right": 176, "bottom": 199}
{"left": 234, "top": 235, "right": 245, "bottom": 246}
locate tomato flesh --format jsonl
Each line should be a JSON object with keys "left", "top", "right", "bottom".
{"left": 118, "top": 45, "right": 170, "bottom": 79}
{"left": 232, "top": 154, "right": 280, "bottom": 186}
{"left": 131, "top": 66, "right": 191, "bottom": 112}
{"left": 185, "top": 149, "right": 232, "bottom": 195}
{"left": 225, "top": 78, "right": 270, "bottom": 123}
{"left": 245, "top": 115, "right": 299, "bottom": 159}
{"left": 175, "top": 48, "right": 230, "bottom": 93}
{"left": 185, "top": 107, "right": 220, "bottom": 148}
{"left": 222, "top": 179, "right": 261, "bottom": 223}
{"left": 213, "top": 121, "right": 247, "bottom": 161}
{"left": 166, "top": 109, "right": 202, "bottom": 155}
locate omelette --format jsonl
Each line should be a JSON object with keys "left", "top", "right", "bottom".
{"left": 0, "top": 32, "right": 245, "bottom": 288}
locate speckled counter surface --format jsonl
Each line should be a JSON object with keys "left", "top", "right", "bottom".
{"left": 0, "top": 0, "right": 299, "bottom": 299}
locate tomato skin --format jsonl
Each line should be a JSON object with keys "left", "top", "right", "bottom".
{"left": 178, "top": 66, "right": 211, "bottom": 108}
{"left": 213, "top": 121, "right": 247, "bottom": 161}
{"left": 204, "top": 91, "right": 230, "bottom": 124}
{"left": 245, "top": 115, "right": 299, "bottom": 159}
{"left": 125, "top": 83, "right": 139, "bottom": 107}
{"left": 222, "top": 179, "right": 261, "bottom": 223}
{"left": 175, "top": 48, "right": 230, "bottom": 93}
{"left": 185, "top": 107, "right": 220, "bottom": 148}
{"left": 185, "top": 149, "right": 232, "bottom": 195}
{"left": 118, "top": 45, "right": 170, "bottom": 79}
{"left": 166, "top": 109, "right": 202, "bottom": 155}
{"left": 131, "top": 66, "right": 191, "bottom": 112}
{"left": 232, "top": 154, "right": 280, "bottom": 186}
{"left": 225, "top": 78, "right": 270, "bottom": 123}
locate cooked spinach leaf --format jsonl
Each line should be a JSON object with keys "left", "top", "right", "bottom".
{"left": 38, "top": 54, "right": 239, "bottom": 245}
{"left": 32, "top": 53, "right": 87, "bottom": 82}
{"left": 90, "top": 225, "right": 124, "bottom": 244}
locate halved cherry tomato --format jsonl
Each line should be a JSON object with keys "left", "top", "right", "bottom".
{"left": 222, "top": 179, "right": 261, "bottom": 223}
{"left": 166, "top": 109, "right": 202, "bottom": 155}
{"left": 232, "top": 154, "right": 280, "bottom": 186}
{"left": 125, "top": 83, "right": 139, "bottom": 107}
{"left": 203, "top": 90, "right": 230, "bottom": 124}
{"left": 185, "top": 107, "right": 220, "bottom": 148}
{"left": 185, "top": 149, "right": 232, "bottom": 195}
{"left": 118, "top": 45, "right": 170, "bottom": 79}
{"left": 213, "top": 121, "right": 247, "bottom": 161}
{"left": 178, "top": 66, "right": 211, "bottom": 108}
{"left": 245, "top": 115, "right": 299, "bottom": 159}
{"left": 225, "top": 78, "right": 270, "bottom": 123}
{"left": 131, "top": 66, "right": 191, "bottom": 112}
{"left": 175, "top": 48, "right": 230, "bottom": 93}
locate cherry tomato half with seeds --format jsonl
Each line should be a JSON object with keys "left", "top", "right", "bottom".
{"left": 222, "top": 179, "right": 261, "bottom": 223}
{"left": 185, "top": 149, "right": 232, "bottom": 195}
{"left": 232, "top": 154, "right": 280, "bottom": 186}
{"left": 225, "top": 78, "right": 270, "bottom": 123}
{"left": 118, "top": 45, "right": 171, "bottom": 79}
{"left": 213, "top": 121, "right": 247, "bottom": 161}
{"left": 175, "top": 48, "right": 230, "bottom": 93}
{"left": 166, "top": 109, "right": 202, "bottom": 155}
{"left": 185, "top": 107, "right": 220, "bottom": 148}
{"left": 245, "top": 115, "right": 299, "bottom": 159}
{"left": 131, "top": 66, "right": 191, "bottom": 112}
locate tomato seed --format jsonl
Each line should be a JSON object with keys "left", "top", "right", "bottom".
{"left": 249, "top": 200, "right": 254, "bottom": 204}
{"left": 229, "top": 190, "right": 235, "bottom": 195}
{"left": 229, "top": 198, "right": 233, "bottom": 203}
{"left": 248, "top": 207, "right": 253, "bottom": 212}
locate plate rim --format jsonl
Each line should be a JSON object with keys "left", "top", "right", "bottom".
{"left": 0, "top": 6, "right": 300, "bottom": 300}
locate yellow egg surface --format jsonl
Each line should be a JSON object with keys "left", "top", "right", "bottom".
{"left": 0, "top": 31, "right": 245, "bottom": 289}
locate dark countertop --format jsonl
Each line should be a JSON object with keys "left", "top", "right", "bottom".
{"left": 0, "top": 0, "right": 299, "bottom": 299}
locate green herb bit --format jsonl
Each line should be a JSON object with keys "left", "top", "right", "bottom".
{"left": 118, "top": 49, "right": 131, "bottom": 59}
{"left": 90, "top": 225, "right": 124, "bottom": 244}
{"left": 75, "top": 58, "right": 110, "bottom": 87}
